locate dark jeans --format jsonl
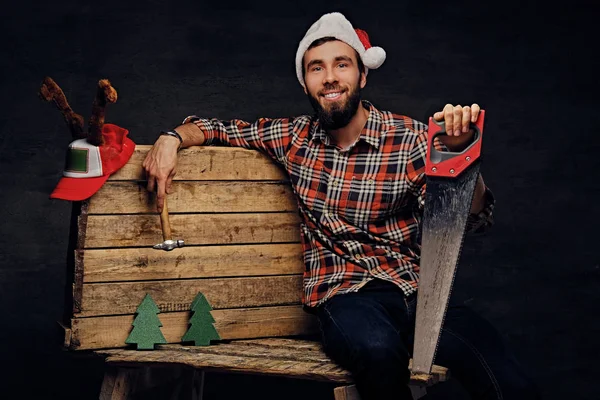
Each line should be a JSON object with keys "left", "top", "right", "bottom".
{"left": 312, "top": 279, "right": 541, "bottom": 400}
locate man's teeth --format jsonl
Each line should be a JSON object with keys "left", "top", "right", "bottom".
{"left": 324, "top": 92, "right": 341, "bottom": 98}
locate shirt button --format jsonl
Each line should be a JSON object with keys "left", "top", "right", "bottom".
{"left": 368, "top": 179, "right": 374, "bottom": 184}
{"left": 332, "top": 180, "right": 338, "bottom": 187}
{"left": 354, "top": 255, "right": 362, "bottom": 260}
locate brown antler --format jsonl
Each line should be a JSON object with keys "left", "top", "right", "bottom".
{"left": 88, "top": 79, "right": 118, "bottom": 146}
{"left": 39, "top": 77, "right": 86, "bottom": 139}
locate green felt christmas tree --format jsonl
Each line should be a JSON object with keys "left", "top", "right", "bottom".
{"left": 182, "top": 292, "right": 221, "bottom": 346}
{"left": 125, "top": 293, "right": 168, "bottom": 350}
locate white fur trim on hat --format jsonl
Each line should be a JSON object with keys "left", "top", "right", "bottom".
{"left": 295, "top": 12, "right": 386, "bottom": 88}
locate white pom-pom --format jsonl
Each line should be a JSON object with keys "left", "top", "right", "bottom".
{"left": 362, "top": 46, "right": 386, "bottom": 69}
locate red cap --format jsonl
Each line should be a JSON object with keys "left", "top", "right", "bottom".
{"left": 50, "top": 124, "right": 136, "bottom": 201}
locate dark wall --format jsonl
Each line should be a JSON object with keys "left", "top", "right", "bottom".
{"left": 1, "top": 1, "right": 598, "bottom": 399}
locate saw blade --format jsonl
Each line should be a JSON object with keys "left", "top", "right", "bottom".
{"left": 411, "top": 111, "right": 485, "bottom": 375}
{"left": 412, "top": 162, "right": 480, "bottom": 374}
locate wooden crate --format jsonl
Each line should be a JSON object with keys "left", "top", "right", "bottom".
{"left": 62, "top": 146, "right": 318, "bottom": 351}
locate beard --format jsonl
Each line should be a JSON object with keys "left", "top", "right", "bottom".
{"left": 307, "top": 81, "right": 362, "bottom": 130}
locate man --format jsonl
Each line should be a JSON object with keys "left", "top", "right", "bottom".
{"left": 144, "top": 12, "right": 540, "bottom": 400}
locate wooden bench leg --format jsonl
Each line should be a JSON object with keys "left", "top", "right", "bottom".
{"left": 99, "top": 366, "right": 205, "bottom": 400}
{"left": 99, "top": 367, "right": 137, "bottom": 400}
{"left": 333, "top": 385, "right": 360, "bottom": 400}
{"left": 333, "top": 384, "right": 428, "bottom": 400}
{"left": 191, "top": 370, "right": 205, "bottom": 400}
{"left": 169, "top": 368, "right": 205, "bottom": 400}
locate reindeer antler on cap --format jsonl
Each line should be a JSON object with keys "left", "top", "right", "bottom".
{"left": 43, "top": 76, "right": 136, "bottom": 202}
{"left": 88, "top": 79, "right": 118, "bottom": 146}
{"left": 39, "top": 77, "right": 118, "bottom": 145}
{"left": 39, "top": 77, "right": 86, "bottom": 139}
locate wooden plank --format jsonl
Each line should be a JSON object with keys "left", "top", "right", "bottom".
{"left": 213, "top": 337, "right": 449, "bottom": 383}
{"left": 157, "top": 342, "right": 332, "bottom": 364}
{"left": 234, "top": 338, "right": 323, "bottom": 352}
{"left": 88, "top": 181, "right": 297, "bottom": 214}
{"left": 109, "top": 146, "right": 288, "bottom": 181}
{"left": 95, "top": 342, "right": 449, "bottom": 385}
{"left": 227, "top": 340, "right": 448, "bottom": 383}
{"left": 78, "top": 275, "right": 303, "bottom": 317}
{"left": 85, "top": 213, "right": 301, "bottom": 248}
{"left": 97, "top": 347, "right": 352, "bottom": 383}
{"left": 83, "top": 243, "right": 304, "bottom": 283}
{"left": 70, "top": 306, "right": 317, "bottom": 350}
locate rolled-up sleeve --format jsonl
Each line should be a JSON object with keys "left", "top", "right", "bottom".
{"left": 187, "top": 116, "right": 295, "bottom": 162}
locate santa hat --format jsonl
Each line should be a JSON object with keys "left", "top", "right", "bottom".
{"left": 50, "top": 124, "right": 135, "bottom": 201}
{"left": 295, "top": 12, "right": 386, "bottom": 88}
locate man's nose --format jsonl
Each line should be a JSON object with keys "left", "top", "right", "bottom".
{"left": 323, "top": 68, "right": 338, "bottom": 84}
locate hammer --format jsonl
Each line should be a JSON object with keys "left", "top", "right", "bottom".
{"left": 153, "top": 196, "right": 184, "bottom": 251}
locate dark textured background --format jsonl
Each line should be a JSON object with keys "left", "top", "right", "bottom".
{"left": 1, "top": 0, "right": 598, "bottom": 399}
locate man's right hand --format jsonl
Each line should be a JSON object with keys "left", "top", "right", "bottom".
{"left": 142, "top": 135, "right": 180, "bottom": 213}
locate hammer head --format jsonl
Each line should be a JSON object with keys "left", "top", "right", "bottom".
{"left": 153, "top": 239, "right": 185, "bottom": 251}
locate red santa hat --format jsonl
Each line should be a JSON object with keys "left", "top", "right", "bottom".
{"left": 295, "top": 12, "right": 386, "bottom": 88}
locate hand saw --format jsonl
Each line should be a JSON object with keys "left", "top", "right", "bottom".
{"left": 411, "top": 110, "right": 485, "bottom": 376}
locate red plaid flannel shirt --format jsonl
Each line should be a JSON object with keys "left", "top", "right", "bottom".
{"left": 188, "top": 101, "right": 495, "bottom": 307}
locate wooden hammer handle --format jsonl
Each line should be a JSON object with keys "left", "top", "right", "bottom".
{"left": 160, "top": 196, "right": 172, "bottom": 241}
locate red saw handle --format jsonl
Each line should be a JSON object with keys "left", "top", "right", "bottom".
{"left": 425, "top": 110, "right": 485, "bottom": 177}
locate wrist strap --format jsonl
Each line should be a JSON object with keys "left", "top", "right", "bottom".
{"left": 160, "top": 130, "right": 183, "bottom": 148}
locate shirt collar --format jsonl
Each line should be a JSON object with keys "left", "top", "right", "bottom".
{"left": 311, "top": 100, "right": 389, "bottom": 150}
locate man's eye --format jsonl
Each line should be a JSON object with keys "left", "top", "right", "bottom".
{"left": 312, "top": 66, "right": 322, "bottom": 72}
{"left": 338, "top": 63, "right": 347, "bottom": 68}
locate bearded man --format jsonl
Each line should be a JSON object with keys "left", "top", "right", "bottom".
{"left": 143, "top": 12, "right": 540, "bottom": 400}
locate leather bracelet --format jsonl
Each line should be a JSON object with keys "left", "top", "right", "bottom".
{"left": 160, "top": 130, "right": 183, "bottom": 149}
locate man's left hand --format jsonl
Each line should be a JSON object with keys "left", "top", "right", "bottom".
{"left": 433, "top": 103, "right": 481, "bottom": 152}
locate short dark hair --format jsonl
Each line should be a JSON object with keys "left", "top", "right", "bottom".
{"left": 302, "top": 37, "right": 365, "bottom": 80}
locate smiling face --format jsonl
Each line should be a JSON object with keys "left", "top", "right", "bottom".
{"left": 303, "top": 39, "right": 366, "bottom": 130}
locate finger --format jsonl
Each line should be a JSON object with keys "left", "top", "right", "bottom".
{"left": 156, "top": 180, "right": 166, "bottom": 213}
{"left": 147, "top": 175, "right": 156, "bottom": 193}
{"left": 453, "top": 105, "right": 462, "bottom": 136}
{"left": 471, "top": 103, "right": 480, "bottom": 122}
{"left": 433, "top": 111, "right": 444, "bottom": 121}
{"left": 443, "top": 104, "right": 454, "bottom": 135}
{"left": 142, "top": 151, "right": 152, "bottom": 169}
{"left": 462, "top": 106, "right": 471, "bottom": 133}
